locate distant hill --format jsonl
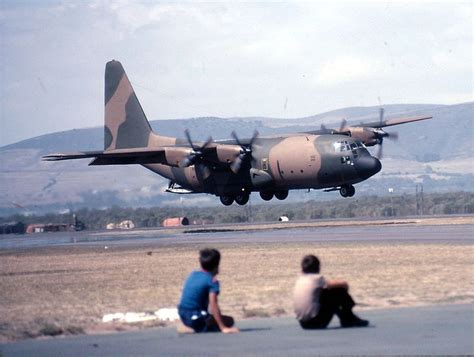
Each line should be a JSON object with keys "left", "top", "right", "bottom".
{"left": 0, "top": 102, "right": 472, "bottom": 215}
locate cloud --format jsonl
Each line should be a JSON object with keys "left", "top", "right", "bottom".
{"left": 316, "top": 56, "right": 382, "bottom": 86}
{"left": 0, "top": 1, "right": 472, "bottom": 146}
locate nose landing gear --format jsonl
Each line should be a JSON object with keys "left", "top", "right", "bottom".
{"left": 340, "top": 185, "right": 355, "bottom": 197}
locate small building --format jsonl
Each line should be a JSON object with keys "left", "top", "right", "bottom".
{"left": 117, "top": 220, "right": 135, "bottom": 230}
{"left": 106, "top": 220, "right": 135, "bottom": 230}
{"left": 162, "top": 217, "right": 189, "bottom": 227}
{"left": 26, "top": 223, "right": 69, "bottom": 234}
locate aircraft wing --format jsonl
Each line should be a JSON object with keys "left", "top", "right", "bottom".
{"left": 43, "top": 144, "right": 242, "bottom": 168}
{"left": 357, "top": 115, "right": 432, "bottom": 128}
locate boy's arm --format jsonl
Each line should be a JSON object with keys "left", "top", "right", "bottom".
{"left": 209, "top": 292, "right": 239, "bottom": 333}
{"left": 326, "top": 279, "right": 349, "bottom": 290}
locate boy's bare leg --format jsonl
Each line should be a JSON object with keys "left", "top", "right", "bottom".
{"left": 176, "top": 320, "right": 195, "bottom": 334}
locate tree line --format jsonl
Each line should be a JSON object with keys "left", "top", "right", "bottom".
{"left": 1, "top": 191, "right": 472, "bottom": 231}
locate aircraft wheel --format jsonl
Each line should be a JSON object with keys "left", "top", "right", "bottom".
{"left": 347, "top": 185, "right": 355, "bottom": 197}
{"left": 340, "top": 185, "right": 355, "bottom": 198}
{"left": 274, "top": 190, "right": 289, "bottom": 200}
{"left": 235, "top": 193, "right": 250, "bottom": 205}
{"left": 220, "top": 195, "right": 234, "bottom": 206}
{"left": 260, "top": 191, "right": 274, "bottom": 201}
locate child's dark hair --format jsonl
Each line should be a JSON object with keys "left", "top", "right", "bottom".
{"left": 199, "top": 248, "right": 221, "bottom": 272}
{"left": 301, "top": 255, "right": 320, "bottom": 274}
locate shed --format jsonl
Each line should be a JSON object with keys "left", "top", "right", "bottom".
{"left": 162, "top": 217, "right": 190, "bottom": 227}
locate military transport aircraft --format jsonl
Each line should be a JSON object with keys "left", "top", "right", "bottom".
{"left": 43, "top": 61, "right": 432, "bottom": 206}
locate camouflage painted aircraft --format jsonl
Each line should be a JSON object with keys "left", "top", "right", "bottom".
{"left": 43, "top": 61, "right": 432, "bottom": 206}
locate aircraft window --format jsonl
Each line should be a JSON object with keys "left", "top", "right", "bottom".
{"left": 350, "top": 143, "right": 357, "bottom": 150}
{"left": 346, "top": 145, "right": 351, "bottom": 151}
{"left": 333, "top": 142, "right": 342, "bottom": 151}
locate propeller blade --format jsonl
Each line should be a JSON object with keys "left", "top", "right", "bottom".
{"left": 230, "top": 155, "right": 244, "bottom": 174}
{"left": 202, "top": 136, "right": 214, "bottom": 149}
{"left": 249, "top": 130, "right": 259, "bottom": 146}
{"left": 379, "top": 107, "right": 385, "bottom": 124}
{"left": 179, "top": 155, "right": 195, "bottom": 168}
{"left": 387, "top": 131, "right": 398, "bottom": 140}
{"left": 198, "top": 164, "right": 211, "bottom": 179}
{"left": 184, "top": 129, "right": 195, "bottom": 150}
{"left": 231, "top": 130, "right": 242, "bottom": 147}
{"left": 376, "top": 143, "right": 383, "bottom": 160}
{"left": 339, "top": 119, "right": 347, "bottom": 132}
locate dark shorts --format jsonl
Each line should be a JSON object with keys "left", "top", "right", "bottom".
{"left": 178, "top": 308, "right": 219, "bottom": 333}
{"left": 299, "top": 288, "right": 356, "bottom": 329}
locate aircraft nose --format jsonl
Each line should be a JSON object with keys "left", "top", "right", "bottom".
{"left": 356, "top": 155, "right": 382, "bottom": 179}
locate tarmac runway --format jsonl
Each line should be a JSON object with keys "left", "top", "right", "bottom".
{"left": 1, "top": 221, "right": 473, "bottom": 249}
{"left": 2, "top": 304, "right": 472, "bottom": 356}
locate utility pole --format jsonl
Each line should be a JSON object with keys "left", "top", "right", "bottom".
{"left": 420, "top": 183, "right": 424, "bottom": 216}
{"left": 416, "top": 184, "right": 420, "bottom": 215}
{"left": 388, "top": 187, "right": 394, "bottom": 216}
{"left": 416, "top": 183, "right": 424, "bottom": 216}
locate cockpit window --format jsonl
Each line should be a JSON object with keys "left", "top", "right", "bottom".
{"left": 334, "top": 140, "right": 363, "bottom": 152}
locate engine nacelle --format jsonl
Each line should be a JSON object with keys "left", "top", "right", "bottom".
{"left": 346, "top": 127, "right": 385, "bottom": 147}
{"left": 163, "top": 147, "right": 194, "bottom": 167}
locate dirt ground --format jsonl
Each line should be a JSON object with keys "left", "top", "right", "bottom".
{"left": 1, "top": 238, "right": 473, "bottom": 342}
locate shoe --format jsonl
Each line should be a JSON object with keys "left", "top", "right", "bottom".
{"left": 341, "top": 316, "right": 369, "bottom": 328}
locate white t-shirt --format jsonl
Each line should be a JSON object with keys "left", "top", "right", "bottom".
{"left": 293, "top": 273, "right": 327, "bottom": 321}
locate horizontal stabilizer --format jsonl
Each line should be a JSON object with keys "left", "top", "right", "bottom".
{"left": 43, "top": 147, "right": 167, "bottom": 165}
{"left": 42, "top": 151, "right": 105, "bottom": 161}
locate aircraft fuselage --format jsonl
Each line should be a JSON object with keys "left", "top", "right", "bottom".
{"left": 145, "top": 133, "right": 381, "bottom": 197}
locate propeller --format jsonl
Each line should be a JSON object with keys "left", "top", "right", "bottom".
{"left": 374, "top": 108, "right": 398, "bottom": 159}
{"left": 229, "top": 130, "right": 259, "bottom": 173}
{"left": 179, "top": 129, "right": 213, "bottom": 168}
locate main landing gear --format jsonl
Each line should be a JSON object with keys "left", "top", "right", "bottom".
{"left": 259, "top": 190, "right": 289, "bottom": 201}
{"left": 339, "top": 184, "right": 355, "bottom": 198}
{"left": 219, "top": 193, "right": 250, "bottom": 206}
{"left": 219, "top": 189, "right": 289, "bottom": 206}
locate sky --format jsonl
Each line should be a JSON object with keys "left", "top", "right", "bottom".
{"left": 0, "top": 1, "right": 472, "bottom": 147}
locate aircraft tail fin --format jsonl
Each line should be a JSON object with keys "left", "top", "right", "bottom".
{"left": 104, "top": 60, "right": 175, "bottom": 151}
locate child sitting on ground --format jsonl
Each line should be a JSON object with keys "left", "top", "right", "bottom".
{"left": 177, "top": 248, "right": 239, "bottom": 333}
{"left": 294, "top": 254, "right": 369, "bottom": 329}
